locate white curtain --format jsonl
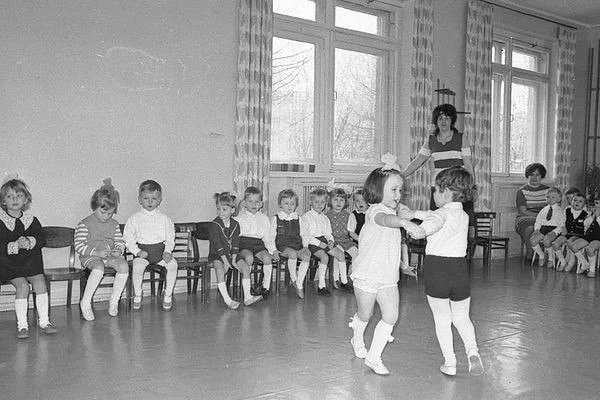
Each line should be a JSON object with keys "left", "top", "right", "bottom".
{"left": 464, "top": 0, "right": 493, "bottom": 211}
{"left": 555, "top": 26, "right": 576, "bottom": 192}
{"left": 234, "top": 0, "right": 273, "bottom": 204}
{"left": 408, "top": 0, "right": 434, "bottom": 210}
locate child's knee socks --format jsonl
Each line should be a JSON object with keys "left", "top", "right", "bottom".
{"left": 14, "top": 298, "right": 28, "bottom": 330}
{"left": 81, "top": 269, "right": 103, "bottom": 306}
{"left": 109, "top": 272, "right": 128, "bottom": 305}
{"left": 296, "top": 261, "right": 309, "bottom": 289}
{"left": 366, "top": 320, "right": 394, "bottom": 362}
{"left": 287, "top": 258, "right": 298, "bottom": 282}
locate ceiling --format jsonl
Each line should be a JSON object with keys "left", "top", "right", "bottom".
{"left": 496, "top": 0, "right": 600, "bottom": 27}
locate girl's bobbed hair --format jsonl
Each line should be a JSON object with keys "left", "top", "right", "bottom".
{"left": 91, "top": 178, "right": 120, "bottom": 213}
{"left": 435, "top": 166, "right": 477, "bottom": 203}
{"left": 0, "top": 179, "right": 32, "bottom": 212}
{"left": 214, "top": 192, "right": 236, "bottom": 208}
{"left": 278, "top": 189, "right": 298, "bottom": 206}
{"left": 362, "top": 168, "right": 402, "bottom": 205}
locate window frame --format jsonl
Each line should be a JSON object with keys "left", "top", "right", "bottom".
{"left": 272, "top": 0, "right": 402, "bottom": 174}
{"left": 491, "top": 28, "right": 556, "bottom": 179}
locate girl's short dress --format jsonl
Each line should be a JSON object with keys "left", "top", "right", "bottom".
{"left": 0, "top": 210, "right": 45, "bottom": 282}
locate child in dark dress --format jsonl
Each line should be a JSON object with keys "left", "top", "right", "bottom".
{"left": 0, "top": 178, "right": 57, "bottom": 338}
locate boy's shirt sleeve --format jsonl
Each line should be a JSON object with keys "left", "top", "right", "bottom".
{"left": 270, "top": 216, "right": 278, "bottom": 248}
{"left": 262, "top": 214, "right": 277, "bottom": 254}
{"left": 74, "top": 221, "right": 92, "bottom": 256}
{"left": 347, "top": 213, "right": 357, "bottom": 232}
{"left": 418, "top": 209, "right": 446, "bottom": 237}
{"left": 534, "top": 206, "right": 547, "bottom": 231}
{"left": 324, "top": 218, "right": 334, "bottom": 242}
{"left": 299, "top": 216, "right": 310, "bottom": 248}
{"left": 164, "top": 215, "right": 176, "bottom": 253}
{"left": 123, "top": 216, "right": 141, "bottom": 256}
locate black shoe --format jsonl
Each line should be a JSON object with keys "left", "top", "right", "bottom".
{"left": 317, "top": 288, "right": 331, "bottom": 296}
{"left": 339, "top": 282, "right": 354, "bottom": 293}
{"left": 260, "top": 288, "right": 271, "bottom": 300}
{"left": 250, "top": 286, "right": 262, "bottom": 296}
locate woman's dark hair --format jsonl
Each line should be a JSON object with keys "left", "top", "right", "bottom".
{"left": 435, "top": 166, "right": 477, "bottom": 203}
{"left": 524, "top": 163, "right": 547, "bottom": 179}
{"left": 431, "top": 104, "right": 458, "bottom": 135}
{"left": 362, "top": 168, "right": 402, "bottom": 205}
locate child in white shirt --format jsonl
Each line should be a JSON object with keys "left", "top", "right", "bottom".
{"left": 530, "top": 187, "right": 565, "bottom": 267}
{"left": 237, "top": 186, "right": 277, "bottom": 299}
{"left": 124, "top": 180, "right": 177, "bottom": 311}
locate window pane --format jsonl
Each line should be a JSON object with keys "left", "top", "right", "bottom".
{"left": 334, "top": 48, "right": 381, "bottom": 163}
{"left": 509, "top": 79, "right": 547, "bottom": 173}
{"left": 271, "top": 38, "right": 315, "bottom": 162}
{"left": 274, "top": 0, "right": 316, "bottom": 21}
{"left": 335, "top": 6, "right": 388, "bottom": 36}
{"left": 512, "top": 46, "right": 549, "bottom": 74}
{"left": 492, "top": 41, "right": 506, "bottom": 64}
{"left": 491, "top": 74, "right": 506, "bottom": 173}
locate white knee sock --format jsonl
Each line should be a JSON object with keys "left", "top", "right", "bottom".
{"left": 262, "top": 262, "right": 272, "bottom": 290}
{"left": 296, "top": 261, "right": 309, "bottom": 289}
{"left": 242, "top": 278, "right": 252, "bottom": 300}
{"left": 132, "top": 259, "right": 149, "bottom": 297}
{"left": 427, "top": 296, "right": 456, "bottom": 366}
{"left": 555, "top": 247, "right": 566, "bottom": 263}
{"left": 81, "top": 269, "right": 103, "bottom": 307}
{"left": 338, "top": 260, "right": 348, "bottom": 284}
{"left": 450, "top": 298, "right": 479, "bottom": 355}
{"left": 350, "top": 314, "right": 369, "bottom": 348}
{"left": 163, "top": 260, "right": 178, "bottom": 297}
{"left": 14, "top": 298, "right": 28, "bottom": 330}
{"left": 366, "top": 320, "right": 394, "bottom": 362}
{"left": 318, "top": 263, "right": 327, "bottom": 289}
{"left": 217, "top": 282, "right": 233, "bottom": 303}
{"left": 110, "top": 273, "right": 128, "bottom": 305}
{"left": 531, "top": 244, "right": 544, "bottom": 257}
{"left": 333, "top": 260, "right": 340, "bottom": 280}
{"left": 287, "top": 258, "right": 298, "bottom": 282}
{"left": 35, "top": 292, "right": 50, "bottom": 327}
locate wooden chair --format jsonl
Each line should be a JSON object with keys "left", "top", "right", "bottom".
{"left": 42, "top": 226, "right": 88, "bottom": 312}
{"left": 122, "top": 222, "right": 209, "bottom": 303}
{"left": 469, "top": 212, "right": 510, "bottom": 268}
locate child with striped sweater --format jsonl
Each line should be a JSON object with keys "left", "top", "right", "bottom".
{"left": 75, "top": 179, "right": 129, "bottom": 321}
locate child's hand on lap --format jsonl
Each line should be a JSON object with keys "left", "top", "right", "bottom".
{"left": 138, "top": 250, "right": 149, "bottom": 259}
{"left": 163, "top": 252, "right": 173, "bottom": 263}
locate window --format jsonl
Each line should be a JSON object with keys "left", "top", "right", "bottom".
{"left": 272, "top": 0, "right": 399, "bottom": 171}
{"left": 491, "top": 32, "right": 553, "bottom": 176}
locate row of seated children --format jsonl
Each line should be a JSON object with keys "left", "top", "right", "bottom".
{"left": 530, "top": 187, "right": 599, "bottom": 278}
{"left": 207, "top": 184, "right": 369, "bottom": 309}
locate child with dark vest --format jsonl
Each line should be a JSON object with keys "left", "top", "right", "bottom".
{"left": 270, "top": 189, "right": 311, "bottom": 299}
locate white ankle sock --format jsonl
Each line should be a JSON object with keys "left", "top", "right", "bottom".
{"left": 218, "top": 282, "right": 233, "bottom": 303}
{"left": 262, "top": 262, "right": 272, "bottom": 290}
{"left": 15, "top": 298, "right": 28, "bottom": 330}
{"left": 242, "top": 278, "right": 252, "bottom": 300}
{"left": 296, "top": 261, "right": 309, "bottom": 289}
{"left": 339, "top": 260, "right": 348, "bottom": 284}
{"left": 366, "top": 320, "right": 394, "bottom": 362}
{"left": 35, "top": 292, "right": 50, "bottom": 327}
{"left": 81, "top": 269, "right": 103, "bottom": 307}
{"left": 318, "top": 263, "right": 327, "bottom": 289}
{"left": 110, "top": 273, "right": 128, "bottom": 305}
{"left": 350, "top": 314, "right": 368, "bottom": 348}
{"left": 287, "top": 258, "right": 298, "bottom": 282}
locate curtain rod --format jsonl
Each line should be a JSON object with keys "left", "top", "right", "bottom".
{"left": 480, "top": 0, "right": 578, "bottom": 30}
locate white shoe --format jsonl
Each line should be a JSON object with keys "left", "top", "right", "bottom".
{"left": 365, "top": 357, "right": 390, "bottom": 375}
{"left": 108, "top": 302, "right": 118, "bottom": 317}
{"left": 244, "top": 295, "right": 262, "bottom": 306}
{"left": 226, "top": 300, "right": 240, "bottom": 310}
{"left": 468, "top": 352, "right": 484, "bottom": 376}
{"left": 350, "top": 338, "right": 367, "bottom": 359}
{"left": 80, "top": 303, "right": 95, "bottom": 321}
{"left": 440, "top": 364, "right": 457, "bottom": 376}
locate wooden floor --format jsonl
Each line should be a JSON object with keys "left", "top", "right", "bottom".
{"left": 1, "top": 257, "right": 599, "bottom": 400}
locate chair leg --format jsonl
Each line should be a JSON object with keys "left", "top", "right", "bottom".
{"left": 66, "top": 280, "right": 73, "bottom": 308}
{"left": 44, "top": 279, "right": 50, "bottom": 317}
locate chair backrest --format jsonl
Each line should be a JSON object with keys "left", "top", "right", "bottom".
{"left": 173, "top": 222, "right": 199, "bottom": 260}
{"left": 193, "top": 221, "right": 212, "bottom": 241}
{"left": 41, "top": 226, "right": 76, "bottom": 268}
{"left": 474, "top": 212, "right": 496, "bottom": 240}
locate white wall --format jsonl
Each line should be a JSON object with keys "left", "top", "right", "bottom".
{"left": 0, "top": 0, "right": 238, "bottom": 227}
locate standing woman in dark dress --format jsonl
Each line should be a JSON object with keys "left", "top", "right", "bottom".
{"left": 401, "top": 104, "right": 474, "bottom": 212}
{"left": 0, "top": 178, "right": 57, "bottom": 338}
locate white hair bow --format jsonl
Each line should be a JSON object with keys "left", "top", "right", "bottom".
{"left": 326, "top": 178, "right": 352, "bottom": 194}
{"left": 381, "top": 153, "right": 401, "bottom": 171}
{"left": 1, "top": 172, "right": 20, "bottom": 185}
